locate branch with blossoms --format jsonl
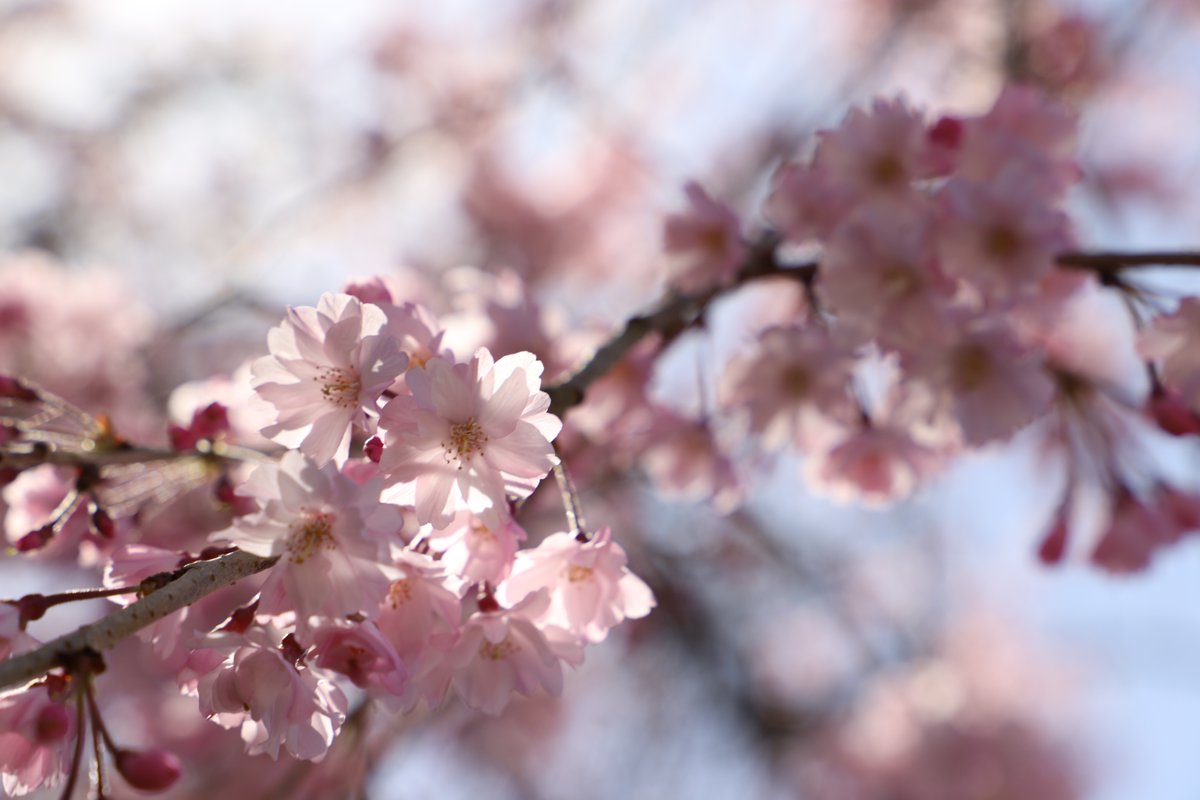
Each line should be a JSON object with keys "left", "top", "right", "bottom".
{"left": 6, "top": 81, "right": 1200, "bottom": 797}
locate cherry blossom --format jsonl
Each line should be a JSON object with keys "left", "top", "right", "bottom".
{"left": 378, "top": 349, "right": 561, "bottom": 528}
{"left": 423, "top": 509, "right": 528, "bottom": 584}
{"left": 663, "top": 181, "right": 746, "bottom": 293}
{"left": 192, "top": 628, "right": 348, "bottom": 761}
{"left": 499, "top": 527, "right": 655, "bottom": 644}
{"left": 374, "top": 550, "right": 463, "bottom": 711}
{"left": 719, "top": 325, "right": 858, "bottom": 450}
{"left": 812, "top": 97, "right": 934, "bottom": 204}
{"left": 252, "top": 293, "right": 409, "bottom": 465}
{"left": 218, "top": 451, "right": 402, "bottom": 632}
{"left": 309, "top": 620, "right": 407, "bottom": 701}
{"left": 0, "top": 677, "right": 75, "bottom": 796}
{"left": 445, "top": 591, "right": 579, "bottom": 715}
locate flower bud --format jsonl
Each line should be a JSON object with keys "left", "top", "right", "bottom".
{"left": 115, "top": 748, "right": 182, "bottom": 792}
{"left": 34, "top": 704, "right": 71, "bottom": 743}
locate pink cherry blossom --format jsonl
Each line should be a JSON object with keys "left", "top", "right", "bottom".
{"left": 764, "top": 162, "right": 855, "bottom": 244}
{"left": 639, "top": 411, "right": 742, "bottom": 512}
{"left": 719, "top": 325, "right": 858, "bottom": 450}
{"left": 193, "top": 628, "right": 347, "bottom": 761}
{"left": 374, "top": 550, "right": 463, "bottom": 711}
{"left": 219, "top": 451, "right": 402, "bottom": 632}
{"left": 498, "top": 527, "right": 655, "bottom": 644}
{"left": 808, "top": 424, "right": 942, "bottom": 506}
{"left": 381, "top": 301, "right": 448, "bottom": 372}
{"left": 903, "top": 321, "right": 1055, "bottom": 446}
{"left": 378, "top": 349, "right": 562, "bottom": 529}
{"left": 663, "top": 181, "right": 747, "bottom": 293}
{"left": 818, "top": 203, "right": 956, "bottom": 349}
{"left": 252, "top": 293, "right": 409, "bottom": 465}
{"left": 956, "top": 85, "right": 1079, "bottom": 193}
{"left": 812, "top": 97, "right": 934, "bottom": 203}
{"left": 310, "top": 620, "right": 407, "bottom": 701}
{"left": 0, "top": 677, "right": 75, "bottom": 796}
{"left": 937, "top": 167, "right": 1074, "bottom": 303}
{"left": 445, "top": 591, "right": 578, "bottom": 715}
{"left": 424, "top": 510, "right": 527, "bottom": 584}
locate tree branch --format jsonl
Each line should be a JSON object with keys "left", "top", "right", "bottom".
{"left": 544, "top": 242, "right": 1200, "bottom": 417}
{"left": 0, "top": 549, "right": 277, "bottom": 693}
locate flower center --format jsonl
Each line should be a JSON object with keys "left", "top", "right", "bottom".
{"left": 442, "top": 418, "right": 488, "bottom": 467}
{"left": 287, "top": 510, "right": 336, "bottom": 563}
{"left": 868, "top": 153, "right": 905, "bottom": 187}
{"left": 387, "top": 579, "right": 413, "bottom": 608}
{"left": 479, "top": 635, "right": 520, "bottom": 661}
{"left": 983, "top": 225, "right": 1022, "bottom": 261}
{"left": 951, "top": 344, "right": 993, "bottom": 391}
{"left": 315, "top": 366, "right": 361, "bottom": 409}
{"left": 779, "top": 365, "right": 811, "bottom": 399}
{"left": 566, "top": 564, "right": 594, "bottom": 583}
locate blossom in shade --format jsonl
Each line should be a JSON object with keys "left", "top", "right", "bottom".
{"left": 812, "top": 97, "right": 934, "bottom": 203}
{"left": 378, "top": 349, "right": 561, "bottom": 529}
{"left": 764, "top": 162, "right": 855, "bottom": 244}
{"left": 903, "top": 321, "right": 1055, "bottom": 446}
{"left": 374, "top": 550, "right": 463, "bottom": 711}
{"left": 424, "top": 510, "right": 527, "bottom": 584}
{"left": 639, "top": 411, "right": 742, "bottom": 512}
{"left": 219, "top": 452, "right": 402, "bottom": 632}
{"left": 818, "top": 203, "right": 956, "bottom": 349}
{"left": 808, "top": 424, "right": 942, "bottom": 506}
{"left": 719, "top": 325, "right": 858, "bottom": 450}
{"left": 499, "top": 527, "right": 655, "bottom": 643}
{"left": 194, "top": 629, "right": 348, "bottom": 761}
{"left": 381, "top": 302, "right": 447, "bottom": 372}
{"left": 252, "top": 293, "right": 409, "bottom": 465}
{"left": 956, "top": 85, "right": 1079, "bottom": 193}
{"left": 0, "top": 677, "right": 75, "bottom": 796}
{"left": 663, "top": 181, "right": 746, "bottom": 293}
{"left": 445, "top": 591, "right": 579, "bottom": 715}
{"left": 309, "top": 620, "right": 408, "bottom": 702}
{"left": 937, "top": 167, "right": 1073, "bottom": 303}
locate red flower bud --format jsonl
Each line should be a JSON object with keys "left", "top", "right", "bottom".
{"left": 115, "top": 748, "right": 182, "bottom": 792}
{"left": 34, "top": 704, "right": 71, "bottom": 743}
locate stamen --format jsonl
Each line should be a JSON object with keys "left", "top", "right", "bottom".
{"left": 313, "top": 367, "right": 361, "bottom": 409}
{"left": 440, "top": 418, "right": 489, "bottom": 469}
{"left": 287, "top": 510, "right": 336, "bottom": 563}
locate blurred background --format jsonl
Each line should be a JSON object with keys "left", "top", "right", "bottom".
{"left": 3, "top": 0, "right": 1200, "bottom": 797}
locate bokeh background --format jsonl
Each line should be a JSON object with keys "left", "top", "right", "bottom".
{"left": 3, "top": 0, "right": 1200, "bottom": 797}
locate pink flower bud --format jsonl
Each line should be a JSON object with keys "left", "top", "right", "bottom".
{"left": 1146, "top": 390, "right": 1200, "bottom": 437}
{"left": 15, "top": 524, "right": 54, "bottom": 552}
{"left": 364, "top": 435, "right": 384, "bottom": 463}
{"left": 115, "top": 748, "right": 182, "bottom": 792}
{"left": 34, "top": 703, "right": 71, "bottom": 743}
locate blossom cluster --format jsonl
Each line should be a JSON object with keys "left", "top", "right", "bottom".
{"left": 624, "top": 87, "right": 1200, "bottom": 573}
{"left": 0, "top": 289, "right": 654, "bottom": 792}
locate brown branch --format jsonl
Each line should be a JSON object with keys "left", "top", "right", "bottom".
{"left": 0, "top": 549, "right": 277, "bottom": 692}
{"left": 545, "top": 235, "right": 811, "bottom": 417}
{"left": 1055, "top": 251, "right": 1200, "bottom": 270}
{"left": 545, "top": 242, "right": 1200, "bottom": 418}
